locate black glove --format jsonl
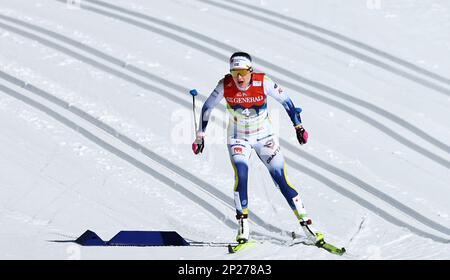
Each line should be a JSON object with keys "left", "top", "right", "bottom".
{"left": 295, "top": 125, "right": 308, "bottom": 145}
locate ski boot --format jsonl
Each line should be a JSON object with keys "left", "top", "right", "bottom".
{"left": 235, "top": 214, "right": 249, "bottom": 244}
{"left": 300, "top": 218, "right": 325, "bottom": 246}
{"left": 299, "top": 219, "right": 346, "bottom": 255}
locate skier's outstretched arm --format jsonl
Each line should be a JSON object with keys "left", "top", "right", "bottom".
{"left": 192, "top": 79, "right": 224, "bottom": 154}
{"left": 264, "top": 76, "right": 308, "bottom": 145}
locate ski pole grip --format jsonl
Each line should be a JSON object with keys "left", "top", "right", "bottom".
{"left": 189, "top": 89, "right": 198, "bottom": 97}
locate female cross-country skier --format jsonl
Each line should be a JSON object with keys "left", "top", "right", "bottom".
{"left": 192, "top": 52, "right": 322, "bottom": 245}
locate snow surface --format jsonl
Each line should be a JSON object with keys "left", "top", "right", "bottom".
{"left": 0, "top": 0, "right": 449, "bottom": 259}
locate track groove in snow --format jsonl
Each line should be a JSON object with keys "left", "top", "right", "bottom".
{"left": 0, "top": 13, "right": 448, "bottom": 242}
{"left": 49, "top": 0, "right": 450, "bottom": 169}
{"left": 198, "top": 0, "right": 450, "bottom": 93}
{"left": 0, "top": 72, "right": 289, "bottom": 242}
{"left": 0, "top": 82, "right": 238, "bottom": 229}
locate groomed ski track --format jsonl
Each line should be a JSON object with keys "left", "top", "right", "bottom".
{"left": 0, "top": 1, "right": 449, "bottom": 259}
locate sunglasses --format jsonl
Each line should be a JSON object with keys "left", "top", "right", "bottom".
{"left": 230, "top": 68, "right": 252, "bottom": 77}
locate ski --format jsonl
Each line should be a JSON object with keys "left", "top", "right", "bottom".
{"left": 315, "top": 238, "right": 346, "bottom": 256}
{"left": 228, "top": 240, "right": 257, "bottom": 254}
{"left": 292, "top": 231, "right": 346, "bottom": 256}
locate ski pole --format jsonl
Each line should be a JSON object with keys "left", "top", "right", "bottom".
{"left": 189, "top": 89, "right": 199, "bottom": 137}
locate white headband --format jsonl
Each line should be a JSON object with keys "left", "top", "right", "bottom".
{"left": 230, "top": 56, "right": 252, "bottom": 70}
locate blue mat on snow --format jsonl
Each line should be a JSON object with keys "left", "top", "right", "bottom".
{"left": 75, "top": 230, "right": 190, "bottom": 246}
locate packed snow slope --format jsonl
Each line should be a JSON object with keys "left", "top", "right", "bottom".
{"left": 0, "top": 0, "right": 449, "bottom": 259}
